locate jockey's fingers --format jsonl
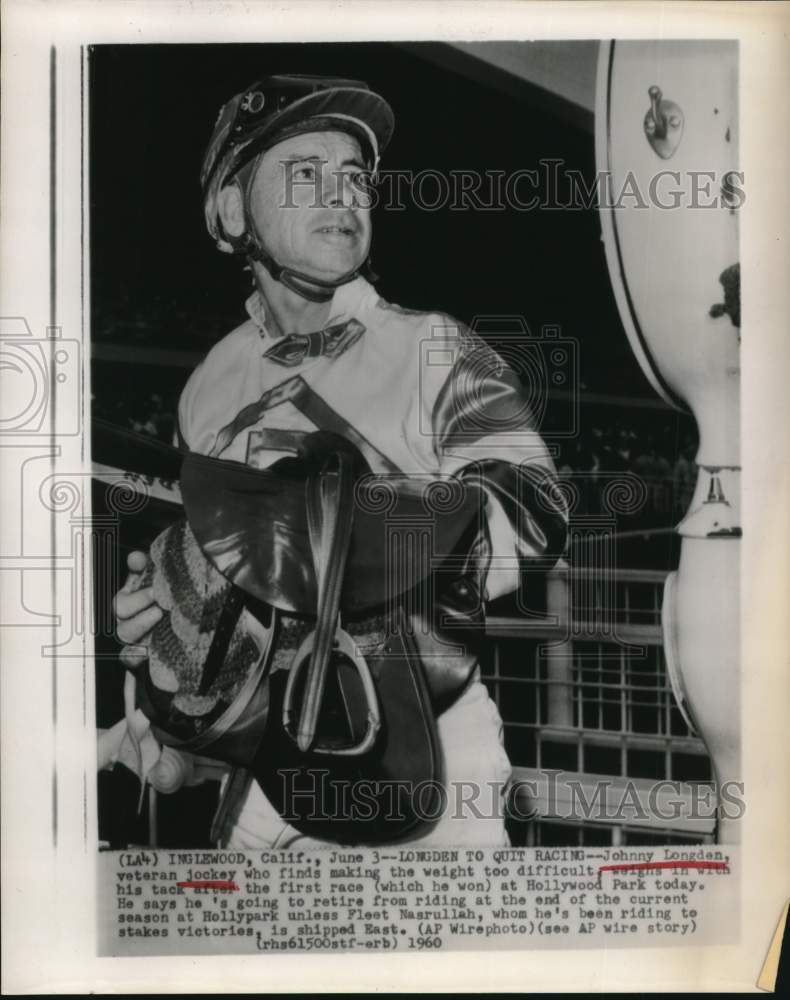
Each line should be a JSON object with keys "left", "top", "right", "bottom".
{"left": 116, "top": 602, "right": 163, "bottom": 646}
{"left": 114, "top": 585, "right": 158, "bottom": 621}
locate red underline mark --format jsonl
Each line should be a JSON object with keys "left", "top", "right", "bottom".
{"left": 176, "top": 880, "right": 239, "bottom": 890}
{"left": 599, "top": 861, "right": 728, "bottom": 874}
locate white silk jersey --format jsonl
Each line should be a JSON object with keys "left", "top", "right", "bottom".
{"left": 177, "top": 276, "right": 567, "bottom": 601}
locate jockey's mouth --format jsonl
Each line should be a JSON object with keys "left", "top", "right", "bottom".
{"left": 314, "top": 219, "right": 360, "bottom": 237}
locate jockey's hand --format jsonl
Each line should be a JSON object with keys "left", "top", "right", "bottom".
{"left": 113, "top": 550, "right": 163, "bottom": 669}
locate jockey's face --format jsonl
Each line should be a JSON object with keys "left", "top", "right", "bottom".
{"left": 247, "top": 130, "right": 373, "bottom": 282}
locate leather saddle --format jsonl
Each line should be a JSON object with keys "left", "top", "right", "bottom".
{"left": 134, "top": 430, "right": 489, "bottom": 844}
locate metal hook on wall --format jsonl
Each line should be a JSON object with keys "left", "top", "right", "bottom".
{"left": 644, "top": 85, "right": 684, "bottom": 159}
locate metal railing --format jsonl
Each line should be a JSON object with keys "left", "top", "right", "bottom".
{"left": 482, "top": 561, "right": 714, "bottom": 845}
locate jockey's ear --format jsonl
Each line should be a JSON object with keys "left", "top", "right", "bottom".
{"left": 216, "top": 181, "right": 246, "bottom": 239}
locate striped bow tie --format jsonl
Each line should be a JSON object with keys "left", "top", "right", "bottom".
{"left": 263, "top": 318, "right": 366, "bottom": 367}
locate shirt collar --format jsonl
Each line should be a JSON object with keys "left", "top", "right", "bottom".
{"left": 244, "top": 275, "right": 373, "bottom": 341}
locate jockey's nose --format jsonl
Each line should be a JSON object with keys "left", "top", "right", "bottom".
{"left": 325, "top": 168, "right": 358, "bottom": 209}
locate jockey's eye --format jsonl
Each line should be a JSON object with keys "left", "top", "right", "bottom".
{"left": 292, "top": 163, "right": 318, "bottom": 182}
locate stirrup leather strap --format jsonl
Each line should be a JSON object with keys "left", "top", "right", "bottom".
{"left": 283, "top": 450, "right": 381, "bottom": 754}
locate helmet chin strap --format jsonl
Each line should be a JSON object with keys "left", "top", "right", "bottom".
{"left": 241, "top": 231, "right": 364, "bottom": 304}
